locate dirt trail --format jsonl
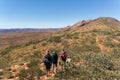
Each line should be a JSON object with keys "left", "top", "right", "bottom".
{"left": 40, "top": 58, "right": 73, "bottom": 80}
{"left": 74, "top": 59, "right": 84, "bottom": 66}
{"left": 96, "top": 36, "right": 109, "bottom": 52}
{"left": 113, "top": 39, "right": 120, "bottom": 43}
{"left": 40, "top": 72, "right": 55, "bottom": 80}
{"left": 39, "top": 58, "right": 56, "bottom": 80}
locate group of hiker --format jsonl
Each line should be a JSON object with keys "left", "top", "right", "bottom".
{"left": 43, "top": 49, "right": 67, "bottom": 76}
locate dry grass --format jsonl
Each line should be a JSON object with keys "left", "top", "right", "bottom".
{"left": 0, "top": 17, "right": 120, "bottom": 79}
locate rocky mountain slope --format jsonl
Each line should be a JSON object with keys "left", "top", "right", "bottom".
{"left": 0, "top": 17, "right": 120, "bottom": 80}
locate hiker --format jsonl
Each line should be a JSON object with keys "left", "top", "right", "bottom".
{"left": 59, "top": 49, "right": 67, "bottom": 69}
{"left": 51, "top": 51, "right": 58, "bottom": 73}
{"left": 43, "top": 51, "right": 52, "bottom": 76}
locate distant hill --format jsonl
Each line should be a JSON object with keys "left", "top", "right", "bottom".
{"left": 0, "top": 28, "right": 57, "bottom": 50}
{"left": 57, "top": 17, "right": 120, "bottom": 34}
{"left": 0, "top": 17, "right": 120, "bottom": 80}
{"left": 0, "top": 28, "right": 58, "bottom": 32}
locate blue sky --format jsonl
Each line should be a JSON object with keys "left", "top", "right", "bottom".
{"left": 0, "top": 0, "right": 120, "bottom": 29}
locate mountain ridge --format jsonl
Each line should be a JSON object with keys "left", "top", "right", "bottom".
{"left": 0, "top": 17, "right": 120, "bottom": 80}
{"left": 56, "top": 17, "right": 120, "bottom": 35}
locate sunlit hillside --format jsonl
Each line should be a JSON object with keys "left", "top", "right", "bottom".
{"left": 0, "top": 29, "right": 56, "bottom": 50}
{"left": 0, "top": 17, "right": 120, "bottom": 80}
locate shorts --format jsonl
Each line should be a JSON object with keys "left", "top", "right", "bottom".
{"left": 44, "top": 62, "right": 51, "bottom": 71}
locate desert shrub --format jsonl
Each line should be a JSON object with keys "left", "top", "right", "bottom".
{"left": 41, "top": 41, "right": 47, "bottom": 46}
{"left": 102, "top": 30, "right": 111, "bottom": 35}
{"left": 61, "top": 40, "right": 69, "bottom": 48}
{"left": 18, "top": 59, "right": 43, "bottom": 80}
{"left": 0, "top": 45, "right": 23, "bottom": 56}
{"left": 48, "top": 36, "right": 61, "bottom": 43}
{"left": 54, "top": 51, "right": 120, "bottom": 80}
{"left": 32, "top": 45, "right": 36, "bottom": 49}
{"left": 66, "top": 49, "right": 80, "bottom": 62}
{"left": 91, "top": 29, "right": 112, "bottom": 35}
{"left": 71, "top": 44, "right": 100, "bottom": 54}
{"left": 24, "top": 39, "right": 40, "bottom": 46}
{"left": 81, "top": 35, "right": 96, "bottom": 44}
{"left": 55, "top": 62, "right": 79, "bottom": 79}
{"left": 112, "top": 49, "right": 120, "bottom": 58}
{"left": 18, "top": 69, "right": 28, "bottom": 80}
{"left": 0, "top": 46, "right": 12, "bottom": 55}
{"left": 18, "top": 67, "right": 43, "bottom": 80}
{"left": 91, "top": 32, "right": 97, "bottom": 36}
{"left": 7, "top": 72, "right": 14, "bottom": 79}
{"left": 27, "top": 59, "right": 39, "bottom": 68}
{"left": 33, "top": 51, "right": 42, "bottom": 58}
{"left": 73, "top": 32, "right": 80, "bottom": 35}
{"left": 64, "top": 34, "right": 72, "bottom": 39}
{"left": 115, "top": 31, "right": 120, "bottom": 36}
{"left": 72, "top": 32, "right": 80, "bottom": 39}
{"left": 91, "top": 29, "right": 99, "bottom": 32}
{"left": 104, "top": 41, "right": 116, "bottom": 48}
{"left": 0, "top": 58, "right": 8, "bottom": 69}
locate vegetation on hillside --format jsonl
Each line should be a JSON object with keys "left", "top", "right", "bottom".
{"left": 0, "top": 17, "right": 120, "bottom": 80}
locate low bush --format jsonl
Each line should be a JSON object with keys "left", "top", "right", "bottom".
{"left": 0, "top": 46, "right": 15, "bottom": 56}
{"left": 32, "top": 45, "right": 36, "bottom": 49}
{"left": 0, "top": 58, "right": 8, "bottom": 69}
{"left": 54, "top": 49, "right": 120, "bottom": 80}
{"left": 48, "top": 36, "right": 61, "bottom": 43}
{"left": 33, "top": 51, "right": 42, "bottom": 59}
{"left": 18, "top": 59, "right": 43, "bottom": 80}
{"left": 24, "top": 40, "right": 40, "bottom": 46}
{"left": 27, "top": 59, "right": 39, "bottom": 68}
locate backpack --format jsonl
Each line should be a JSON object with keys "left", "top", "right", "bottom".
{"left": 43, "top": 58, "right": 49, "bottom": 64}
{"left": 43, "top": 53, "right": 52, "bottom": 64}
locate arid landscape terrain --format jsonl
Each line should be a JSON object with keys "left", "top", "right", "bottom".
{"left": 0, "top": 29, "right": 56, "bottom": 50}
{"left": 0, "top": 17, "right": 120, "bottom": 80}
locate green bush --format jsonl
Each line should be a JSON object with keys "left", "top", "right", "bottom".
{"left": 0, "top": 58, "right": 8, "bottom": 69}
{"left": 33, "top": 51, "right": 42, "bottom": 58}
{"left": 54, "top": 50, "right": 120, "bottom": 80}
{"left": 18, "top": 59, "right": 43, "bottom": 80}
{"left": 61, "top": 40, "right": 69, "bottom": 48}
{"left": 48, "top": 36, "right": 61, "bottom": 43}
{"left": 0, "top": 46, "right": 14, "bottom": 56}
{"left": 19, "top": 67, "right": 43, "bottom": 80}
{"left": 64, "top": 34, "right": 72, "bottom": 39}
{"left": 24, "top": 39, "right": 40, "bottom": 46}
{"left": 27, "top": 59, "right": 39, "bottom": 68}
{"left": 72, "top": 32, "right": 80, "bottom": 39}
{"left": 18, "top": 69, "right": 28, "bottom": 80}
{"left": 41, "top": 41, "right": 47, "bottom": 46}
{"left": 32, "top": 45, "right": 36, "bottom": 49}
{"left": 55, "top": 62, "right": 79, "bottom": 80}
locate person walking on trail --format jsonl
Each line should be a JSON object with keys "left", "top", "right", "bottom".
{"left": 51, "top": 51, "right": 58, "bottom": 73}
{"left": 43, "top": 51, "right": 52, "bottom": 77}
{"left": 59, "top": 49, "right": 67, "bottom": 69}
